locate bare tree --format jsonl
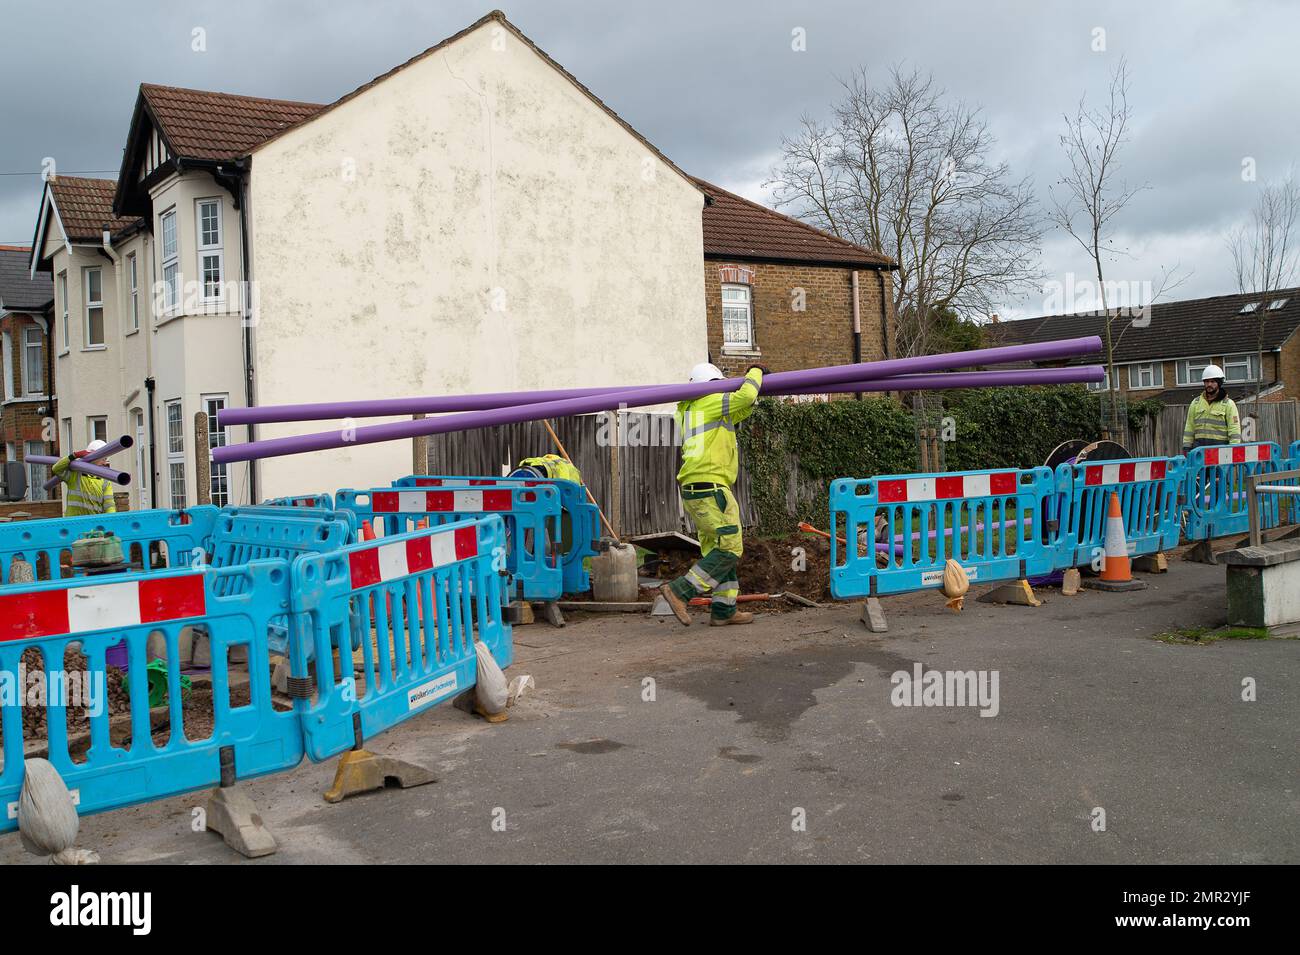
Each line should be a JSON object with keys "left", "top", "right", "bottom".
{"left": 1226, "top": 172, "right": 1300, "bottom": 409}
{"left": 767, "top": 66, "right": 1042, "bottom": 357}
{"left": 1049, "top": 57, "right": 1149, "bottom": 434}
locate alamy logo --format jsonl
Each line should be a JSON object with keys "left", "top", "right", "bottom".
{"left": 890, "top": 663, "right": 1000, "bottom": 717}
{"left": 49, "top": 885, "right": 151, "bottom": 935}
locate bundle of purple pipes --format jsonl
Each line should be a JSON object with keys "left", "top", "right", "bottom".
{"left": 213, "top": 336, "right": 1103, "bottom": 464}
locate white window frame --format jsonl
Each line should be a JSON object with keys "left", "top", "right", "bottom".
{"left": 23, "top": 325, "right": 44, "bottom": 395}
{"left": 165, "top": 398, "right": 186, "bottom": 508}
{"left": 87, "top": 416, "right": 107, "bottom": 446}
{"left": 196, "top": 198, "right": 224, "bottom": 304}
{"left": 84, "top": 267, "right": 105, "bottom": 348}
{"left": 1268, "top": 297, "right": 1289, "bottom": 310}
{"left": 1222, "top": 354, "right": 1259, "bottom": 384}
{"left": 1087, "top": 368, "right": 1117, "bottom": 392}
{"left": 160, "top": 208, "right": 179, "bottom": 314}
{"left": 25, "top": 440, "right": 49, "bottom": 502}
{"left": 1126, "top": 362, "right": 1163, "bottom": 390}
{"left": 57, "top": 271, "right": 69, "bottom": 353}
{"left": 203, "top": 393, "right": 229, "bottom": 506}
{"left": 133, "top": 409, "right": 148, "bottom": 497}
{"left": 1175, "top": 357, "right": 1213, "bottom": 387}
{"left": 721, "top": 283, "right": 755, "bottom": 350}
{"left": 128, "top": 252, "right": 139, "bottom": 331}
{"left": 1, "top": 331, "right": 12, "bottom": 401}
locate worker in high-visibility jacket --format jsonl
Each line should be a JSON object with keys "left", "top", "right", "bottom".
{"left": 1182, "top": 364, "right": 1242, "bottom": 453}
{"left": 660, "top": 362, "right": 764, "bottom": 627}
{"left": 52, "top": 439, "right": 116, "bottom": 516}
{"left": 516, "top": 453, "right": 582, "bottom": 484}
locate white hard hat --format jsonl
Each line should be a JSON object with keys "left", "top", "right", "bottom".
{"left": 1201, "top": 364, "right": 1225, "bottom": 381}
{"left": 689, "top": 362, "right": 725, "bottom": 383}
{"left": 85, "top": 439, "right": 108, "bottom": 453}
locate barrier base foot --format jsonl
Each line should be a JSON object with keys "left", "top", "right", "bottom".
{"left": 206, "top": 787, "right": 277, "bottom": 858}
{"left": 977, "top": 579, "right": 1042, "bottom": 607}
{"left": 861, "top": 597, "right": 888, "bottom": 633}
{"left": 510, "top": 600, "right": 535, "bottom": 626}
{"left": 1084, "top": 576, "right": 1149, "bottom": 592}
{"left": 539, "top": 601, "right": 566, "bottom": 628}
{"left": 1184, "top": 540, "right": 1218, "bottom": 565}
{"left": 1133, "top": 552, "right": 1168, "bottom": 573}
{"left": 1061, "top": 568, "right": 1082, "bottom": 596}
{"left": 323, "top": 749, "right": 436, "bottom": 804}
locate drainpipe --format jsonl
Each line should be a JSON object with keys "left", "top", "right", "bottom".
{"left": 218, "top": 160, "right": 257, "bottom": 503}
{"left": 101, "top": 225, "right": 130, "bottom": 467}
{"left": 145, "top": 375, "right": 158, "bottom": 508}
{"left": 851, "top": 270, "right": 862, "bottom": 400}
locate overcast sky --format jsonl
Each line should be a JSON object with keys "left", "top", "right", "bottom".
{"left": 3, "top": 0, "right": 1296, "bottom": 318}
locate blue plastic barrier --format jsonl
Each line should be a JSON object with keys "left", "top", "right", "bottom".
{"left": 0, "top": 507, "right": 220, "bottom": 588}
{"left": 263, "top": 493, "right": 335, "bottom": 510}
{"left": 0, "top": 563, "right": 304, "bottom": 831}
{"left": 336, "top": 486, "right": 562, "bottom": 600}
{"left": 829, "top": 467, "right": 1057, "bottom": 598}
{"left": 1182, "top": 442, "right": 1285, "bottom": 541}
{"left": 287, "top": 517, "right": 513, "bottom": 760}
{"left": 395, "top": 475, "right": 599, "bottom": 594}
{"left": 1054, "top": 456, "right": 1185, "bottom": 568}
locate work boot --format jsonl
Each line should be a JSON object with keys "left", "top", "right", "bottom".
{"left": 659, "top": 585, "right": 692, "bottom": 626}
{"left": 710, "top": 611, "right": 754, "bottom": 627}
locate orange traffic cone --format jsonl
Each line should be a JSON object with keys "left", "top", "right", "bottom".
{"left": 1088, "top": 491, "right": 1148, "bottom": 592}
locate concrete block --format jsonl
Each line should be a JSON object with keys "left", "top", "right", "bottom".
{"left": 976, "top": 579, "right": 1042, "bottom": 607}
{"left": 538, "top": 601, "right": 566, "bottom": 628}
{"left": 1133, "top": 552, "right": 1168, "bottom": 574}
{"left": 206, "top": 787, "right": 276, "bottom": 858}
{"left": 511, "top": 600, "right": 534, "bottom": 626}
{"left": 1061, "top": 568, "right": 1081, "bottom": 596}
{"left": 861, "top": 597, "right": 888, "bottom": 633}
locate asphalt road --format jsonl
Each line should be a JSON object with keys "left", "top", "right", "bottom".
{"left": 2, "top": 557, "right": 1295, "bottom": 864}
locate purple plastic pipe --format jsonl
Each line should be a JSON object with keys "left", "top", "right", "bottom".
{"left": 779, "top": 365, "right": 1103, "bottom": 396}
{"left": 213, "top": 337, "right": 1102, "bottom": 464}
{"left": 217, "top": 337, "right": 1102, "bottom": 427}
{"left": 37, "top": 457, "right": 130, "bottom": 487}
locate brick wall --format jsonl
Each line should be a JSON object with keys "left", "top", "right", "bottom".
{"left": 701, "top": 259, "right": 895, "bottom": 380}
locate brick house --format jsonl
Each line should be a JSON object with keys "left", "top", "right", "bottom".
{"left": 0, "top": 245, "right": 56, "bottom": 503}
{"left": 989, "top": 287, "right": 1300, "bottom": 405}
{"left": 695, "top": 178, "right": 897, "bottom": 381}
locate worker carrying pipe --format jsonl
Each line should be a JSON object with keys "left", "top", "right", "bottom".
{"left": 659, "top": 362, "right": 764, "bottom": 627}
{"left": 52, "top": 440, "right": 117, "bottom": 516}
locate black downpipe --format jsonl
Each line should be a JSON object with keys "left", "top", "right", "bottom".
{"left": 217, "top": 161, "right": 257, "bottom": 503}
{"left": 145, "top": 376, "right": 158, "bottom": 508}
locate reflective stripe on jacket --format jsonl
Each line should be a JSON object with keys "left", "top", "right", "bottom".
{"left": 1182, "top": 394, "right": 1241, "bottom": 450}
{"left": 52, "top": 456, "right": 117, "bottom": 516}
{"left": 675, "top": 369, "right": 763, "bottom": 487}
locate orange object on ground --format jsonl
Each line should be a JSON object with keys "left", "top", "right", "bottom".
{"left": 798, "top": 521, "right": 847, "bottom": 545}
{"left": 1099, "top": 491, "right": 1133, "bottom": 582}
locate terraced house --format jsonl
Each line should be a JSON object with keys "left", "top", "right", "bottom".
{"left": 0, "top": 246, "right": 55, "bottom": 505}
{"left": 27, "top": 11, "right": 894, "bottom": 510}
{"left": 990, "top": 288, "right": 1300, "bottom": 406}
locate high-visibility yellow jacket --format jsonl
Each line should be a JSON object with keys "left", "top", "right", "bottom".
{"left": 1182, "top": 394, "right": 1242, "bottom": 451}
{"left": 675, "top": 369, "right": 763, "bottom": 487}
{"left": 518, "top": 454, "right": 582, "bottom": 484}
{"left": 52, "top": 456, "right": 117, "bottom": 516}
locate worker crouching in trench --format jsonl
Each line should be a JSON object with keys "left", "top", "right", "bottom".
{"left": 660, "top": 363, "right": 764, "bottom": 627}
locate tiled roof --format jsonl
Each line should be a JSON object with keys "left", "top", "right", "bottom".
{"left": 140, "top": 83, "right": 325, "bottom": 162}
{"left": 988, "top": 287, "right": 1300, "bottom": 364}
{"left": 47, "top": 176, "right": 141, "bottom": 241}
{"left": 694, "top": 177, "right": 894, "bottom": 269}
{"left": 0, "top": 246, "right": 53, "bottom": 311}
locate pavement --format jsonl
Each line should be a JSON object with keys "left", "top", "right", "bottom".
{"left": 2, "top": 555, "right": 1296, "bottom": 864}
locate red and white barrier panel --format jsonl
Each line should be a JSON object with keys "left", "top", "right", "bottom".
{"left": 0, "top": 574, "right": 206, "bottom": 642}
{"left": 347, "top": 527, "right": 479, "bottom": 588}
{"left": 878, "top": 472, "right": 1018, "bottom": 503}
{"left": 1082, "top": 460, "right": 1168, "bottom": 485}
{"left": 372, "top": 490, "right": 514, "bottom": 513}
{"left": 413, "top": 478, "right": 545, "bottom": 487}
{"left": 1202, "top": 444, "right": 1271, "bottom": 465}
